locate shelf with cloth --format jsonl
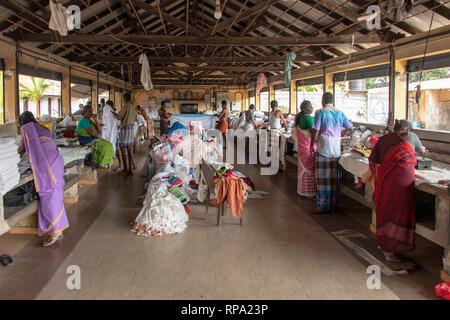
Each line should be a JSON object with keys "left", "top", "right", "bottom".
{"left": 1, "top": 166, "right": 96, "bottom": 235}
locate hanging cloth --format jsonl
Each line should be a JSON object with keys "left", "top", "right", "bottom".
{"left": 284, "top": 52, "right": 296, "bottom": 86}
{"left": 256, "top": 73, "right": 267, "bottom": 96}
{"left": 139, "top": 53, "right": 153, "bottom": 91}
{"left": 49, "top": 1, "right": 70, "bottom": 36}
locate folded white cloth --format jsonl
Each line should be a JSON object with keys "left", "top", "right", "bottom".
{"left": 0, "top": 137, "right": 16, "bottom": 148}
{"left": 0, "top": 153, "right": 20, "bottom": 171}
{"left": 0, "top": 144, "right": 18, "bottom": 160}
{"left": 0, "top": 168, "right": 19, "bottom": 183}
{"left": 0, "top": 175, "right": 20, "bottom": 196}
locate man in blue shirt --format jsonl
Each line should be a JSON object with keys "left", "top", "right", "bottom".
{"left": 310, "top": 93, "right": 352, "bottom": 214}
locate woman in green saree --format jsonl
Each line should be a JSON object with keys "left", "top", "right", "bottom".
{"left": 76, "top": 104, "right": 114, "bottom": 168}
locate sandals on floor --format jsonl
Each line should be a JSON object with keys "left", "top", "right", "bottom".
{"left": 0, "top": 254, "right": 13, "bottom": 267}
{"left": 41, "top": 235, "right": 64, "bottom": 247}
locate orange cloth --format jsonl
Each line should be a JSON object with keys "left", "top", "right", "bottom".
{"left": 361, "top": 168, "right": 375, "bottom": 192}
{"left": 218, "top": 119, "right": 228, "bottom": 133}
{"left": 214, "top": 174, "right": 248, "bottom": 218}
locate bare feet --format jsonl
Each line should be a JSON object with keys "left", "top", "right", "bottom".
{"left": 127, "top": 170, "right": 134, "bottom": 176}
{"left": 118, "top": 170, "right": 128, "bottom": 176}
{"left": 113, "top": 164, "right": 122, "bottom": 171}
{"left": 383, "top": 251, "right": 403, "bottom": 262}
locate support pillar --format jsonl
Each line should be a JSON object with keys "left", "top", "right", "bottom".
{"left": 4, "top": 56, "right": 18, "bottom": 123}
{"left": 61, "top": 68, "right": 71, "bottom": 116}
{"left": 290, "top": 79, "right": 296, "bottom": 114}
{"left": 394, "top": 59, "right": 408, "bottom": 120}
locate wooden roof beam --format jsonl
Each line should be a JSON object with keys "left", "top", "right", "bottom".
{"left": 71, "top": 55, "right": 319, "bottom": 63}
{"left": 131, "top": 0, "right": 207, "bottom": 36}
{"left": 207, "top": 0, "right": 281, "bottom": 35}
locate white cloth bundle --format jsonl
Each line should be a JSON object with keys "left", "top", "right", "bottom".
{"left": 0, "top": 138, "right": 21, "bottom": 195}
{"left": 135, "top": 179, "right": 189, "bottom": 235}
{"left": 101, "top": 105, "right": 119, "bottom": 153}
{"left": 0, "top": 137, "right": 16, "bottom": 148}
{"left": 58, "top": 115, "right": 75, "bottom": 128}
{"left": 49, "top": 0, "right": 73, "bottom": 36}
{"left": 0, "top": 153, "right": 20, "bottom": 172}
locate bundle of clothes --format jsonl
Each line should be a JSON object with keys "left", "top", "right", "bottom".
{"left": 131, "top": 142, "right": 193, "bottom": 237}
{"left": 0, "top": 138, "right": 21, "bottom": 196}
{"left": 131, "top": 121, "right": 262, "bottom": 237}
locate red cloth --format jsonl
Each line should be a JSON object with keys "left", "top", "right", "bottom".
{"left": 296, "top": 128, "right": 317, "bottom": 197}
{"left": 434, "top": 282, "right": 450, "bottom": 300}
{"left": 369, "top": 135, "right": 380, "bottom": 149}
{"left": 256, "top": 73, "right": 267, "bottom": 96}
{"left": 369, "top": 133, "right": 417, "bottom": 253}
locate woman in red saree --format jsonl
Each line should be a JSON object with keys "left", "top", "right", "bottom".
{"left": 369, "top": 120, "right": 417, "bottom": 262}
{"left": 295, "top": 100, "right": 317, "bottom": 198}
{"left": 19, "top": 112, "right": 69, "bottom": 247}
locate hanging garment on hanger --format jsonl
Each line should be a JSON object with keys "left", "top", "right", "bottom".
{"left": 284, "top": 52, "right": 296, "bottom": 86}
{"left": 139, "top": 53, "right": 153, "bottom": 91}
{"left": 49, "top": 1, "right": 70, "bottom": 36}
{"left": 256, "top": 73, "right": 267, "bottom": 96}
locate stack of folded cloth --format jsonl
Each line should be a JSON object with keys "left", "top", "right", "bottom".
{"left": 0, "top": 138, "right": 21, "bottom": 196}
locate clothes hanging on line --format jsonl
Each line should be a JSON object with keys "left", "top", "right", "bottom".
{"left": 139, "top": 53, "right": 153, "bottom": 90}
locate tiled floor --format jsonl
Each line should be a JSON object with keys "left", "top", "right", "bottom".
{"left": 0, "top": 146, "right": 443, "bottom": 300}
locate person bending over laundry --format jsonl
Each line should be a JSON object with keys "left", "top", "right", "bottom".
{"left": 18, "top": 111, "right": 69, "bottom": 247}
{"left": 369, "top": 119, "right": 417, "bottom": 262}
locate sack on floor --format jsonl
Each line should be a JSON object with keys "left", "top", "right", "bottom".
{"left": 434, "top": 282, "right": 450, "bottom": 300}
{"left": 3, "top": 181, "right": 38, "bottom": 207}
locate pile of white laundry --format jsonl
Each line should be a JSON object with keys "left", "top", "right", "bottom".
{"left": 0, "top": 138, "right": 21, "bottom": 196}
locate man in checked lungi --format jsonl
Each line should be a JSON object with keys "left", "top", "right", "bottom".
{"left": 114, "top": 92, "right": 137, "bottom": 175}
{"left": 310, "top": 93, "right": 352, "bottom": 214}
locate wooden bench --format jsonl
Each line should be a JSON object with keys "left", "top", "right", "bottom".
{"left": 0, "top": 165, "right": 98, "bottom": 235}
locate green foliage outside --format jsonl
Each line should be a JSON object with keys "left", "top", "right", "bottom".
{"left": 19, "top": 76, "right": 52, "bottom": 118}
{"left": 409, "top": 67, "right": 449, "bottom": 82}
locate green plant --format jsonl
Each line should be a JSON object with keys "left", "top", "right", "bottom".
{"left": 19, "top": 77, "right": 52, "bottom": 118}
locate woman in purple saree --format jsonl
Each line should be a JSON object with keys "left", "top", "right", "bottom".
{"left": 19, "top": 112, "right": 69, "bottom": 247}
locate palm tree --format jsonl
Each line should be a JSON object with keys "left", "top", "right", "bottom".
{"left": 19, "top": 77, "right": 52, "bottom": 118}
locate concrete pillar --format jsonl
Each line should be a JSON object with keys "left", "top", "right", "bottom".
{"left": 255, "top": 91, "right": 260, "bottom": 111}
{"left": 394, "top": 60, "right": 408, "bottom": 120}
{"left": 4, "top": 57, "right": 18, "bottom": 123}
{"left": 61, "top": 69, "right": 70, "bottom": 116}
{"left": 290, "top": 79, "right": 297, "bottom": 114}
{"left": 269, "top": 84, "right": 274, "bottom": 104}
{"left": 92, "top": 79, "right": 98, "bottom": 113}
{"left": 324, "top": 70, "right": 334, "bottom": 94}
